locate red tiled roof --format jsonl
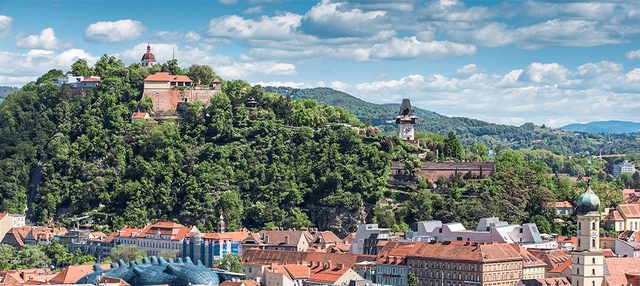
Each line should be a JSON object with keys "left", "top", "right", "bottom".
{"left": 546, "top": 201, "right": 573, "bottom": 208}
{"left": 81, "top": 77, "right": 101, "bottom": 83}
{"left": 308, "top": 265, "right": 351, "bottom": 284}
{"left": 212, "top": 78, "right": 221, "bottom": 83}
{"left": 0, "top": 271, "right": 24, "bottom": 286}
{"left": 376, "top": 242, "right": 421, "bottom": 264}
{"left": 203, "top": 229, "right": 250, "bottom": 241}
{"left": 136, "top": 222, "right": 190, "bottom": 240}
{"left": 557, "top": 236, "right": 577, "bottom": 245}
{"left": 509, "top": 244, "right": 547, "bottom": 267}
{"left": 269, "top": 265, "right": 310, "bottom": 280}
{"left": 5, "top": 226, "right": 32, "bottom": 246}
{"left": 519, "top": 277, "right": 571, "bottom": 286}
{"left": 603, "top": 249, "right": 617, "bottom": 258}
{"left": 604, "top": 210, "right": 624, "bottom": 221}
{"left": 131, "top": 112, "right": 148, "bottom": 119}
{"left": 528, "top": 249, "right": 571, "bottom": 272}
{"left": 548, "top": 259, "right": 571, "bottom": 274}
{"left": 144, "top": 72, "right": 192, "bottom": 83}
{"left": 618, "top": 204, "right": 640, "bottom": 218}
{"left": 407, "top": 241, "right": 522, "bottom": 263}
{"left": 343, "top": 233, "right": 356, "bottom": 244}
{"left": 50, "top": 265, "right": 98, "bottom": 284}
{"left": 0, "top": 213, "right": 6, "bottom": 220}
{"left": 113, "top": 226, "right": 141, "bottom": 239}
{"left": 605, "top": 257, "right": 640, "bottom": 286}
{"left": 241, "top": 249, "right": 376, "bottom": 268}
{"left": 313, "top": 231, "right": 342, "bottom": 244}
{"left": 326, "top": 244, "right": 351, "bottom": 254}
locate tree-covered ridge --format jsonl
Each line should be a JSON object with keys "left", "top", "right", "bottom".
{"left": 264, "top": 86, "right": 640, "bottom": 155}
{"left": 0, "top": 86, "right": 19, "bottom": 104}
{"left": 0, "top": 56, "right": 632, "bottom": 238}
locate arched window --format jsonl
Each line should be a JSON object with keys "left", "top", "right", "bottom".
{"left": 592, "top": 258, "right": 596, "bottom": 264}
{"left": 578, "top": 222, "right": 582, "bottom": 230}
{"left": 592, "top": 281, "right": 595, "bottom": 286}
{"left": 577, "top": 268, "right": 580, "bottom": 275}
{"left": 592, "top": 269, "right": 596, "bottom": 275}
{"left": 592, "top": 221, "right": 596, "bottom": 230}
{"left": 592, "top": 239, "right": 596, "bottom": 248}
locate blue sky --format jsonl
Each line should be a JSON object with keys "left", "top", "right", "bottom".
{"left": 1, "top": 0, "right": 640, "bottom": 127}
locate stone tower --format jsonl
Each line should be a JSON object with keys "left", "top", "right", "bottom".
{"left": 217, "top": 214, "right": 225, "bottom": 234}
{"left": 571, "top": 180, "right": 605, "bottom": 286}
{"left": 396, "top": 98, "right": 418, "bottom": 141}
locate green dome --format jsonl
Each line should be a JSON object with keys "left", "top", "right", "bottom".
{"left": 576, "top": 185, "right": 600, "bottom": 214}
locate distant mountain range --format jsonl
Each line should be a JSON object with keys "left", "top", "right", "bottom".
{"left": 0, "top": 86, "right": 19, "bottom": 103}
{"left": 562, "top": 120, "right": 640, "bottom": 134}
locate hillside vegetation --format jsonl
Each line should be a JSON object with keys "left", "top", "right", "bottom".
{"left": 0, "top": 57, "right": 633, "bottom": 236}
{"left": 263, "top": 86, "right": 640, "bottom": 155}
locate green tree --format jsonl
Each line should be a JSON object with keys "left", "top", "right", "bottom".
{"left": 110, "top": 245, "right": 147, "bottom": 262}
{"left": 41, "top": 239, "right": 72, "bottom": 268}
{"left": 186, "top": 64, "right": 215, "bottom": 86}
{"left": 161, "top": 59, "right": 182, "bottom": 75}
{"left": 443, "top": 131, "right": 463, "bottom": 160}
{"left": 408, "top": 272, "right": 418, "bottom": 286}
{"left": 217, "top": 253, "right": 243, "bottom": 273}
{"left": 36, "top": 69, "right": 64, "bottom": 85}
{"left": 0, "top": 244, "right": 17, "bottom": 270}
{"left": 18, "top": 246, "right": 51, "bottom": 268}
{"left": 530, "top": 215, "right": 552, "bottom": 234}
{"left": 70, "top": 59, "right": 94, "bottom": 76}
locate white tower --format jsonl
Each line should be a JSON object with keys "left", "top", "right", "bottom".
{"left": 396, "top": 98, "right": 418, "bottom": 141}
{"left": 571, "top": 180, "right": 605, "bottom": 286}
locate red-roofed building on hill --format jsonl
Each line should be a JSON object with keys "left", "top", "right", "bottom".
{"left": 141, "top": 72, "right": 222, "bottom": 113}
{"left": 0, "top": 213, "right": 25, "bottom": 247}
{"left": 546, "top": 201, "right": 574, "bottom": 215}
{"left": 603, "top": 204, "right": 640, "bottom": 232}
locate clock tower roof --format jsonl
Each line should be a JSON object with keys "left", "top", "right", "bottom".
{"left": 576, "top": 179, "right": 600, "bottom": 215}
{"left": 396, "top": 98, "right": 418, "bottom": 124}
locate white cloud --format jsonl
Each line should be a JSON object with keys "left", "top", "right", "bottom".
{"left": 300, "top": 0, "right": 392, "bottom": 39}
{"left": 625, "top": 49, "right": 640, "bottom": 59}
{"left": 185, "top": 31, "right": 201, "bottom": 42}
{"left": 15, "top": 28, "right": 60, "bottom": 50}
{"left": 216, "top": 61, "right": 297, "bottom": 79}
{"left": 420, "top": 0, "right": 494, "bottom": 22}
{"left": 318, "top": 61, "right": 640, "bottom": 127}
{"left": 84, "top": 19, "right": 145, "bottom": 43}
{"left": 252, "top": 81, "right": 312, "bottom": 88}
{"left": 244, "top": 6, "right": 263, "bottom": 14}
{"left": 219, "top": 0, "right": 238, "bottom": 4}
{"left": 525, "top": 2, "right": 617, "bottom": 20}
{"left": 0, "top": 49, "right": 99, "bottom": 85}
{"left": 369, "top": 37, "right": 476, "bottom": 60}
{"left": 0, "top": 15, "right": 11, "bottom": 38}
{"left": 207, "top": 13, "right": 302, "bottom": 40}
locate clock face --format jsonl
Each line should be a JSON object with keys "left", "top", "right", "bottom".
{"left": 403, "top": 125, "right": 413, "bottom": 134}
{"left": 591, "top": 230, "right": 598, "bottom": 237}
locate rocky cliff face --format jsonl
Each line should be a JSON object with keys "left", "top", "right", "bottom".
{"left": 307, "top": 204, "right": 371, "bottom": 237}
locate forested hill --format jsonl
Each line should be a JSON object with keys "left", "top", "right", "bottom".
{"left": 0, "top": 86, "right": 19, "bottom": 103}
{"left": 562, "top": 120, "right": 640, "bottom": 134}
{"left": 264, "top": 86, "right": 640, "bottom": 155}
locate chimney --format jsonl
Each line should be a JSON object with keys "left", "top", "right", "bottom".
{"left": 328, "top": 260, "right": 332, "bottom": 269}
{"left": 386, "top": 256, "right": 390, "bottom": 263}
{"left": 285, "top": 235, "right": 290, "bottom": 245}
{"left": 393, "top": 257, "right": 398, "bottom": 264}
{"left": 265, "top": 235, "right": 269, "bottom": 244}
{"left": 337, "top": 263, "right": 344, "bottom": 270}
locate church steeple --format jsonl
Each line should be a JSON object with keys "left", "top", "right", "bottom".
{"left": 141, "top": 41, "right": 157, "bottom": 68}
{"left": 572, "top": 179, "right": 605, "bottom": 286}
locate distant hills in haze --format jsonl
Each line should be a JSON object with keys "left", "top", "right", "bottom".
{"left": 561, "top": 120, "right": 640, "bottom": 134}
{"left": 0, "top": 86, "right": 19, "bottom": 103}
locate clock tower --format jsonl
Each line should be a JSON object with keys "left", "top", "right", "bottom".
{"left": 396, "top": 98, "right": 418, "bottom": 141}
{"left": 571, "top": 179, "right": 605, "bottom": 286}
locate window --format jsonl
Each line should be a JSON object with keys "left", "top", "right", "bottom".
{"left": 592, "top": 239, "right": 596, "bottom": 248}
{"left": 592, "top": 222, "right": 596, "bottom": 230}
{"left": 577, "top": 268, "right": 580, "bottom": 275}
{"left": 592, "top": 269, "right": 596, "bottom": 275}
{"left": 592, "top": 258, "right": 596, "bottom": 264}
{"left": 578, "top": 222, "right": 581, "bottom": 230}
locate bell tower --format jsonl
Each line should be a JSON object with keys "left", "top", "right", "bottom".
{"left": 396, "top": 99, "right": 418, "bottom": 141}
{"left": 571, "top": 179, "right": 605, "bottom": 286}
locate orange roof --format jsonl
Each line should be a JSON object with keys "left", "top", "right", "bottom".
{"left": 99, "top": 276, "right": 131, "bottom": 286}
{"left": 6, "top": 226, "right": 32, "bottom": 246}
{"left": 326, "top": 244, "right": 351, "bottom": 254}
{"left": 0, "top": 271, "right": 24, "bottom": 286}
{"left": 113, "top": 226, "right": 141, "bottom": 239}
{"left": 212, "top": 78, "right": 221, "bottom": 83}
{"left": 308, "top": 265, "right": 351, "bottom": 283}
{"left": 144, "top": 72, "right": 192, "bottom": 83}
{"left": 603, "top": 249, "right": 617, "bottom": 258}
{"left": 0, "top": 213, "right": 6, "bottom": 220}
{"left": 509, "top": 244, "right": 547, "bottom": 267}
{"left": 313, "top": 231, "right": 342, "bottom": 244}
{"left": 553, "top": 201, "right": 572, "bottom": 208}
{"left": 618, "top": 204, "right": 640, "bottom": 218}
{"left": 131, "top": 112, "right": 148, "bottom": 119}
{"left": 241, "top": 249, "right": 376, "bottom": 268}
{"left": 524, "top": 249, "right": 570, "bottom": 272}
{"left": 269, "top": 265, "right": 310, "bottom": 280}
{"left": 605, "top": 257, "right": 640, "bottom": 286}
{"left": 376, "top": 242, "right": 421, "bottom": 264}
{"left": 604, "top": 210, "right": 624, "bottom": 221}
{"left": 557, "top": 236, "right": 577, "bottom": 245}
{"left": 81, "top": 76, "right": 101, "bottom": 83}
{"left": 49, "top": 265, "right": 97, "bottom": 284}
{"left": 548, "top": 259, "right": 572, "bottom": 273}
{"left": 406, "top": 241, "right": 522, "bottom": 263}
{"left": 136, "top": 222, "right": 191, "bottom": 241}
{"left": 343, "top": 233, "right": 356, "bottom": 244}
{"left": 203, "top": 229, "right": 250, "bottom": 241}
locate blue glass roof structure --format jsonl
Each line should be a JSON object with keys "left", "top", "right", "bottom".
{"left": 77, "top": 256, "right": 224, "bottom": 286}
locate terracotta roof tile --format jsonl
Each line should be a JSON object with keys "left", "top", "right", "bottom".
{"left": 131, "top": 112, "right": 148, "bottom": 119}
{"left": 212, "top": 78, "right": 221, "bottom": 83}
{"left": 509, "top": 244, "right": 547, "bottom": 267}
{"left": 203, "top": 229, "right": 250, "bottom": 241}
{"left": 144, "top": 72, "right": 192, "bottom": 83}
{"left": 546, "top": 201, "right": 573, "bottom": 208}
{"left": 0, "top": 271, "right": 24, "bottom": 286}
{"left": 604, "top": 210, "right": 624, "bottom": 221}
{"left": 343, "top": 233, "right": 356, "bottom": 244}
{"left": 50, "top": 265, "right": 97, "bottom": 284}
{"left": 241, "top": 249, "right": 376, "bottom": 268}
{"left": 376, "top": 242, "right": 422, "bottom": 264}
{"left": 603, "top": 249, "right": 617, "bottom": 258}
{"left": 99, "top": 276, "right": 131, "bottom": 286}
{"left": 518, "top": 277, "right": 571, "bottom": 286}
{"left": 618, "top": 204, "right": 640, "bottom": 218}
{"left": 605, "top": 257, "right": 640, "bottom": 286}
{"left": 407, "top": 241, "right": 522, "bottom": 262}
{"left": 313, "top": 231, "right": 342, "bottom": 244}
{"left": 548, "top": 259, "right": 571, "bottom": 273}
{"left": 113, "top": 227, "right": 141, "bottom": 239}
{"left": 528, "top": 249, "right": 571, "bottom": 272}
{"left": 308, "top": 265, "right": 351, "bottom": 284}
{"left": 80, "top": 77, "right": 101, "bottom": 83}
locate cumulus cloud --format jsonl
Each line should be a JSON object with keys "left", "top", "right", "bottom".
{"left": 300, "top": 0, "right": 392, "bottom": 39}
{"left": 244, "top": 6, "right": 263, "bottom": 14}
{"left": 625, "top": 49, "right": 640, "bottom": 60}
{"left": 369, "top": 37, "right": 476, "bottom": 60}
{"left": 207, "top": 13, "right": 302, "bottom": 40}
{"left": 84, "top": 19, "right": 145, "bottom": 43}
{"left": 0, "top": 48, "right": 99, "bottom": 84}
{"left": 317, "top": 61, "right": 640, "bottom": 127}
{"left": 15, "top": 28, "right": 60, "bottom": 50}
{"left": 154, "top": 31, "right": 201, "bottom": 43}
{"left": 0, "top": 15, "right": 11, "bottom": 38}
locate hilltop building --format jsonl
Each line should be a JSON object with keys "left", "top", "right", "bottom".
{"left": 396, "top": 99, "right": 419, "bottom": 145}
{"left": 390, "top": 161, "right": 496, "bottom": 182}
{"left": 141, "top": 72, "right": 222, "bottom": 113}
{"left": 141, "top": 42, "right": 157, "bottom": 68}
{"left": 571, "top": 180, "right": 605, "bottom": 286}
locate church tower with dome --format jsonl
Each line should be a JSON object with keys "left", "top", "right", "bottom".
{"left": 141, "top": 42, "right": 157, "bottom": 68}
{"left": 571, "top": 179, "right": 605, "bottom": 286}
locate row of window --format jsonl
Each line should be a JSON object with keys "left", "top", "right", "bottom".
{"left": 409, "top": 261, "right": 478, "bottom": 271}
